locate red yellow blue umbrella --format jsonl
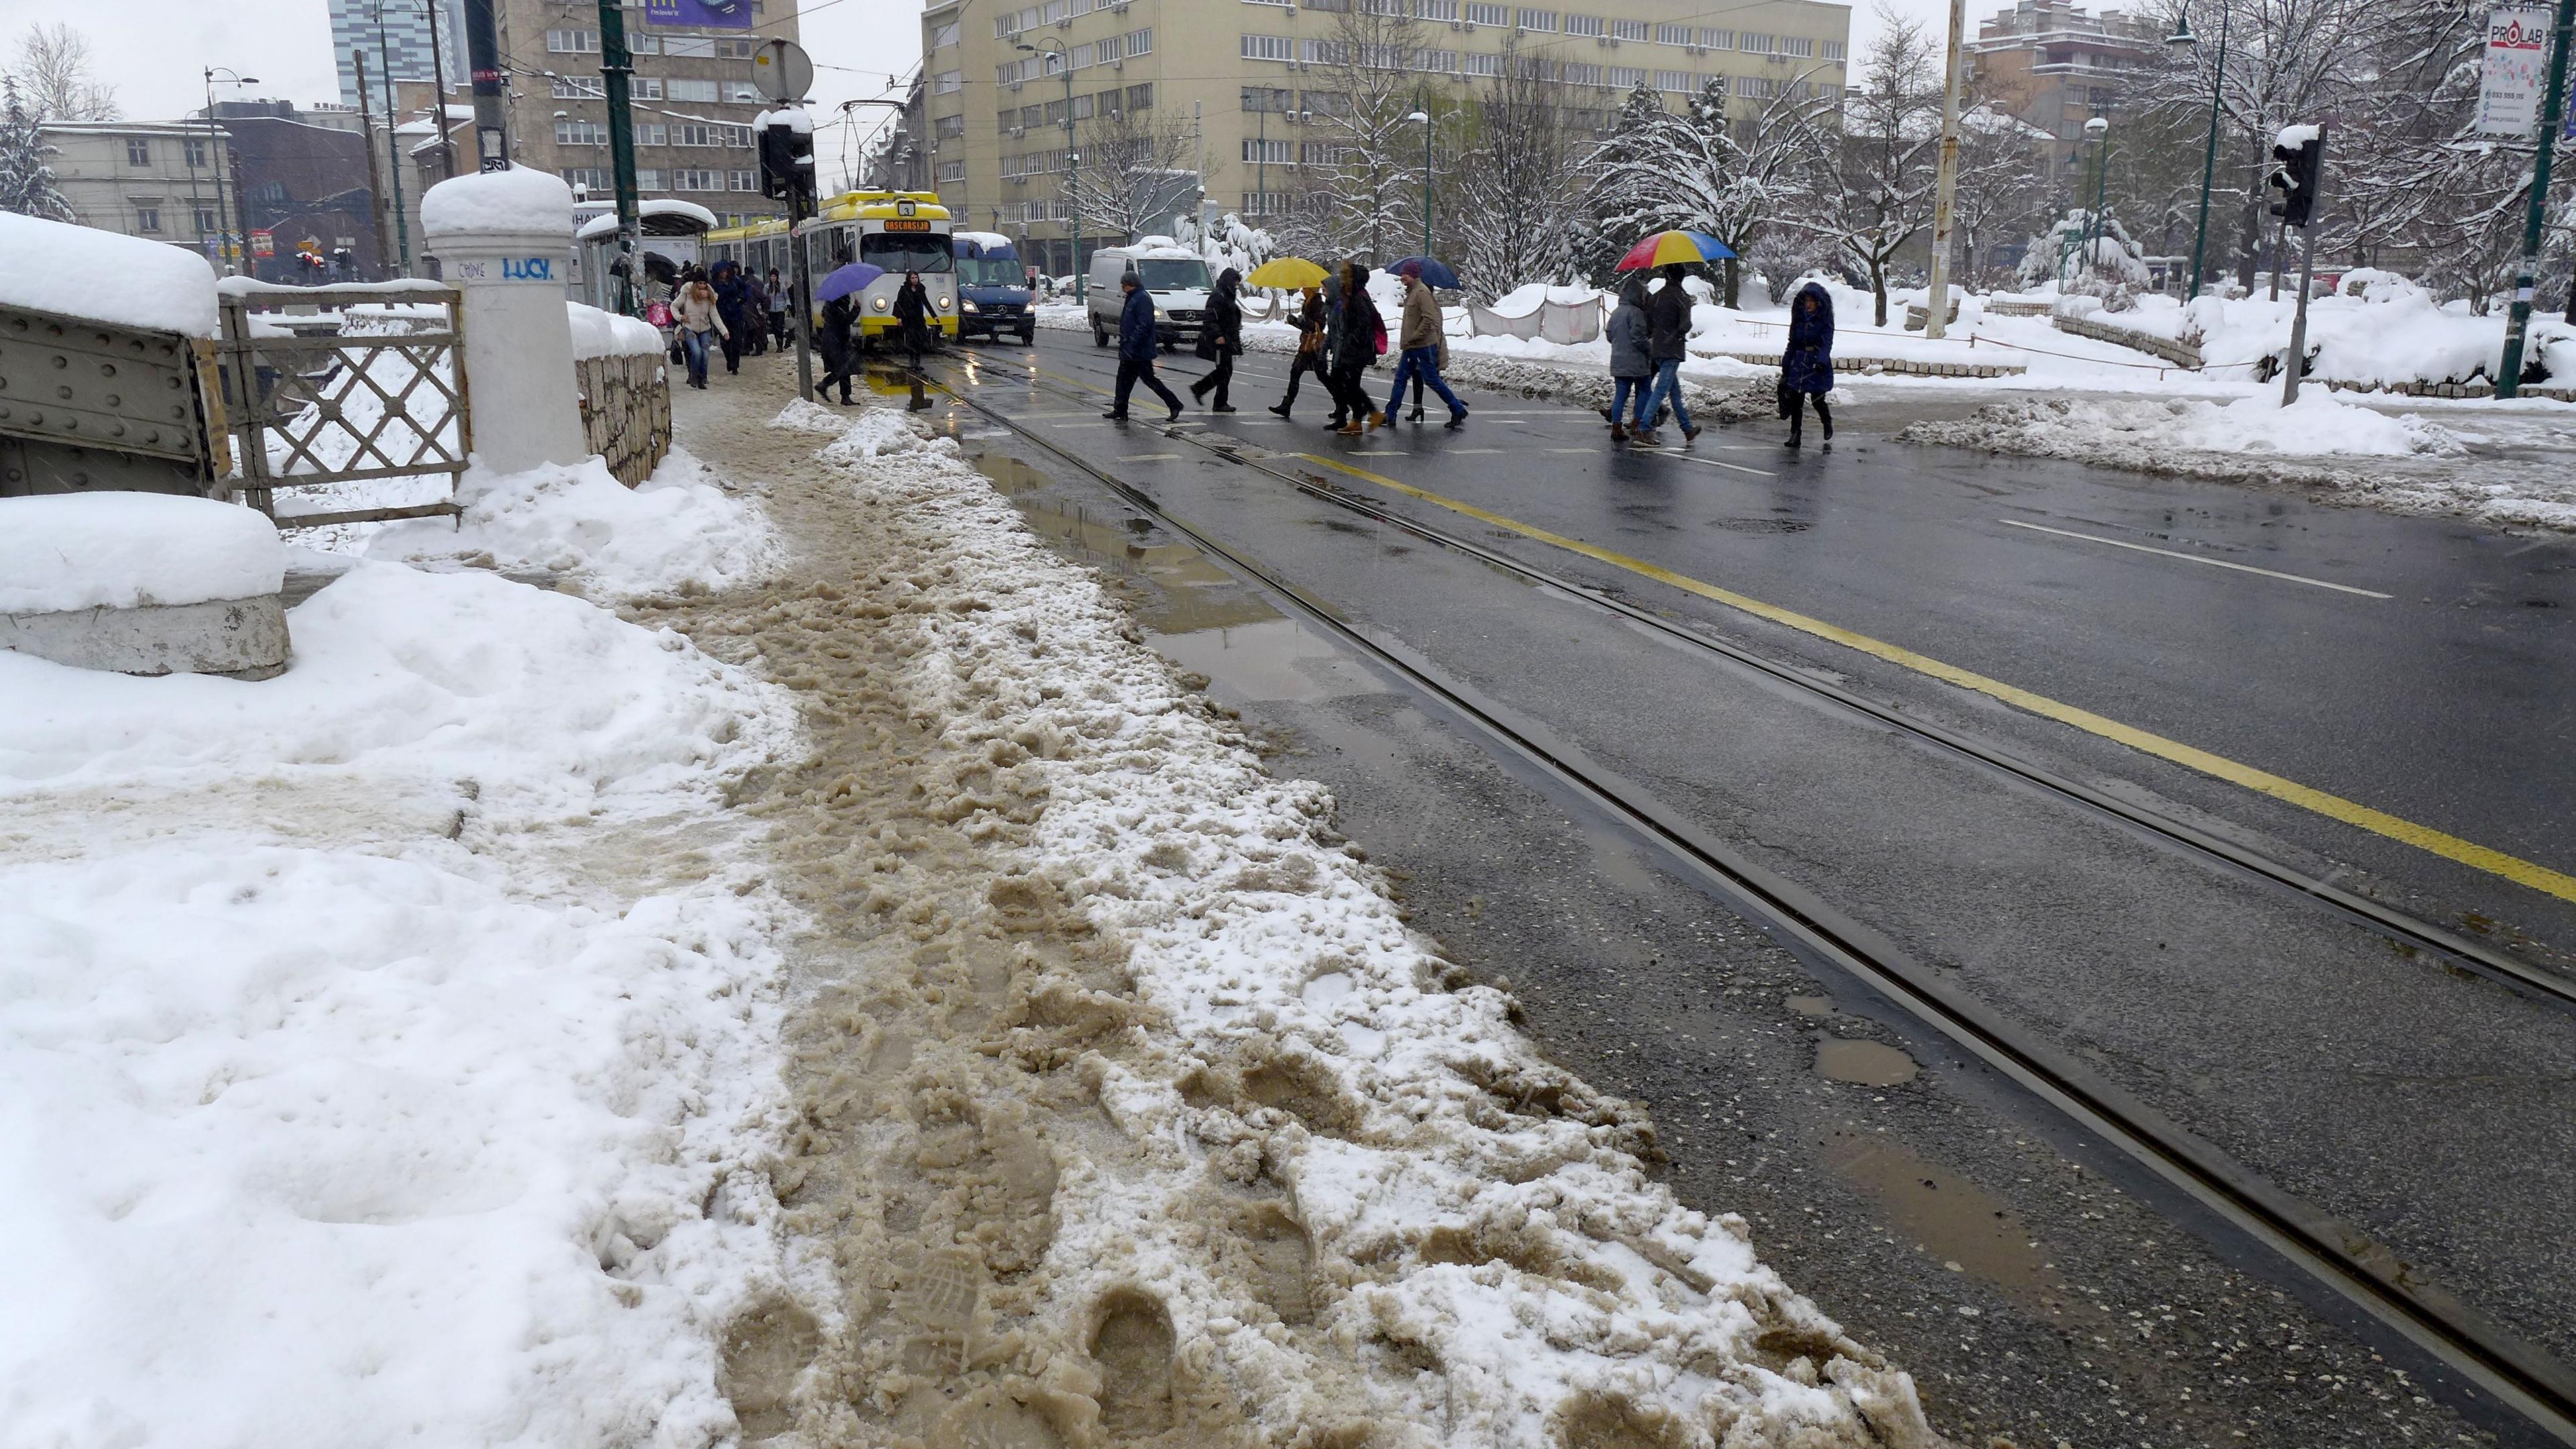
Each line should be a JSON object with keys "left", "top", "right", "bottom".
{"left": 1615, "top": 229, "right": 1737, "bottom": 270}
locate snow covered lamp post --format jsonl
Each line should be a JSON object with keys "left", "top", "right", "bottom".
{"left": 421, "top": 166, "right": 586, "bottom": 473}
{"left": 1408, "top": 105, "right": 1433, "bottom": 259}
{"left": 2165, "top": 7, "right": 2229, "bottom": 301}
{"left": 2080, "top": 116, "right": 2110, "bottom": 282}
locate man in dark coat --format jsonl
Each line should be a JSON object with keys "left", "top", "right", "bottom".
{"left": 816, "top": 292, "right": 859, "bottom": 405}
{"left": 1634, "top": 263, "right": 1699, "bottom": 443}
{"left": 1330, "top": 261, "right": 1384, "bottom": 435}
{"left": 1106, "top": 270, "right": 1185, "bottom": 422}
{"left": 1780, "top": 280, "right": 1837, "bottom": 449}
{"left": 1190, "top": 266, "right": 1245, "bottom": 412}
{"left": 710, "top": 260, "right": 754, "bottom": 375}
{"left": 1318, "top": 272, "right": 1348, "bottom": 427}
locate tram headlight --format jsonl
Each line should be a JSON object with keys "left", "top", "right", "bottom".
{"left": 935, "top": 295, "right": 951, "bottom": 311}
{"left": 871, "top": 295, "right": 889, "bottom": 311}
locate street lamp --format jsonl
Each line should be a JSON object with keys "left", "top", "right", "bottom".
{"left": 2166, "top": 5, "right": 2229, "bottom": 300}
{"left": 1018, "top": 38, "right": 1082, "bottom": 300}
{"left": 1407, "top": 103, "right": 1431, "bottom": 258}
{"left": 203, "top": 66, "right": 259, "bottom": 275}
{"left": 2080, "top": 115, "right": 2110, "bottom": 282}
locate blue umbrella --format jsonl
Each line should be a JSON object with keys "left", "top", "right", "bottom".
{"left": 814, "top": 262, "right": 885, "bottom": 304}
{"left": 1386, "top": 255, "right": 1460, "bottom": 289}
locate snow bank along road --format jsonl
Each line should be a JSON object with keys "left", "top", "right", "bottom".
{"left": 909, "top": 333, "right": 2576, "bottom": 1446}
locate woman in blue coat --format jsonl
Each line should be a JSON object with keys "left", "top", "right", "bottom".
{"left": 1780, "top": 280, "right": 1835, "bottom": 449}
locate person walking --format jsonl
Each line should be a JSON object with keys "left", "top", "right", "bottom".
{"left": 892, "top": 272, "right": 933, "bottom": 380}
{"left": 764, "top": 268, "right": 790, "bottom": 351}
{"left": 816, "top": 291, "right": 859, "bottom": 405}
{"left": 1633, "top": 264, "right": 1701, "bottom": 445}
{"left": 1331, "top": 262, "right": 1385, "bottom": 436}
{"left": 1601, "top": 276, "right": 1653, "bottom": 442}
{"left": 674, "top": 275, "right": 727, "bottom": 390}
{"left": 1780, "top": 280, "right": 1836, "bottom": 449}
{"left": 710, "top": 260, "right": 753, "bottom": 375}
{"left": 1270, "top": 284, "right": 1328, "bottom": 418}
{"left": 1319, "top": 272, "right": 1350, "bottom": 429}
{"left": 1105, "top": 270, "right": 1185, "bottom": 423}
{"left": 1191, "top": 266, "right": 1245, "bottom": 412}
{"left": 1382, "top": 260, "right": 1466, "bottom": 429}
{"left": 741, "top": 270, "right": 770, "bottom": 357}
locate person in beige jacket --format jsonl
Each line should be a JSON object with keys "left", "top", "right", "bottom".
{"left": 674, "top": 277, "right": 727, "bottom": 390}
{"left": 1376, "top": 261, "right": 1466, "bottom": 429}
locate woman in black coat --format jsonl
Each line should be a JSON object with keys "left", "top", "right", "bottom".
{"left": 1271, "top": 284, "right": 1328, "bottom": 418}
{"left": 1329, "top": 261, "right": 1383, "bottom": 435}
{"left": 1190, "top": 266, "right": 1245, "bottom": 412}
{"left": 892, "top": 272, "right": 932, "bottom": 373}
{"left": 1780, "top": 280, "right": 1836, "bottom": 449}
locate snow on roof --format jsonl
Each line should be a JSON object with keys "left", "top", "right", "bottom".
{"left": 420, "top": 164, "right": 576, "bottom": 237}
{"left": 574, "top": 199, "right": 722, "bottom": 241}
{"left": 752, "top": 107, "right": 814, "bottom": 134}
{"left": 0, "top": 494, "right": 284, "bottom": 614}
{"left": 952, "top": 229, "right": 1014, "bottom": 252}
{"left": 0, "top": 212, "right": 219, "bottom": 337}
{"left": 2278, "top": 122, "right": 2320, "bottom": 148}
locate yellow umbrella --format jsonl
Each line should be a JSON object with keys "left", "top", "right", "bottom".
{"left": 1245, "top": 257, "right": 1329, "bottom": 290}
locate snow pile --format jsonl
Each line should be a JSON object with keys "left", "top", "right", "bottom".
{"left": 0, "top": 211, "right": 220, "bottom": 337}
{"left": 815, "top": 407, "right": 924, "bottom": 463}
{"left": 799, "top": 402, "right": 1941, "bottom": 1444}
{"left": 1903, "top": 391, "right": 2464, "bottom": 463}
{"left": 767, "top": 397, "right": 853, "bottom": 433}
{"left": 1, "top": 494, "right": 284, "bottom": 614}
{"left": 568, "top": 300, "right": 665, "bottom": 360}
{"left": 0, "top": 539, "right": 801, "bottom": 1444}
{"left": 421, "top": 163, "right": 577, "bottom": 237}
{"left": 368, "top": 449, "right": 780, "bottom": 600}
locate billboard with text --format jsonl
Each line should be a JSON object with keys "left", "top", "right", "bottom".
{"left": 643, "top": 0, "right": 755, "bottom": 30}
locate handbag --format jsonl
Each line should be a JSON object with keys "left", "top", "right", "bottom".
{"left": 1194, "top": 330, "right": 1216, "bottom": 362}
{"left": 1776, "top": 375, "right": 1797, "bottom": 419}
{"left": 643, "top": 300, "right": 673, "bottom": 327}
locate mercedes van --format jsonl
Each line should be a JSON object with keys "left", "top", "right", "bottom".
{"left": 1085, "top": 241, "right": 1212, "bottom": 350}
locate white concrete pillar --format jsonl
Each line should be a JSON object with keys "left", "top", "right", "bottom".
{"left": 420, "top": 166, "right": 587, "bottom": 474}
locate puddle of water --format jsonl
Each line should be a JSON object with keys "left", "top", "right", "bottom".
{"left": 1815, "top": 1037, "right": 1919, "bottom": 1087}
{"left": 1147, "top": 618, "right": 1362, "bottom": 704}
{"left": 974, "top": 453, "right": 1049, "bottom": 496}
{"left": 1821, "top": 1133, "right": 2056, "bottom": 1300}
{"left": 1784, "top": 995, "right": 1835, "bottom": 1018}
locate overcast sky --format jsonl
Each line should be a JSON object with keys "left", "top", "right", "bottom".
{"left": 2, "top": 0, "right": 1957, "bottom": 186}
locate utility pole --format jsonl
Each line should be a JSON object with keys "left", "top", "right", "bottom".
{"left": 354, "top": 50, "right": 392, "bottom": 278}
{"left": 424, "top": 0, "right": 457, "bottom": 181}
{"left": 2498, "top": 0, "right": 2575, "bottom": 398}
{"left": 2165, "top": 4, "right": 2229, "bottom": 299}
{"left": 1925, "top": 0, "right": 1966, "bottom": 338}
{"left": 464, "top": 0, "right": 508, "bottom": 171}
{"left": 372, "top": 5, "right": 411, "bottom": 273}
{"left": 598, "top": 0, "right": 643, "bottom": 315}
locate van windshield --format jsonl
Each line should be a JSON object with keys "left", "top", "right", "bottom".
{"left": 861, "top": 232, "right": 954, "bottom": 273}
{"left": 958, "top": 256, "right": 1024, "bottom": 286}
{"left": 1135, "top": 258, "right": 1210, "bottom": 292}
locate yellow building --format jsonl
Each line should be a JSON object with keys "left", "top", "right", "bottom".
{"left": 914, "top": 0, "right": 1852, "bottom": 274}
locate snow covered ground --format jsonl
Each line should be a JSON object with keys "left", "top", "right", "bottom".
{"left": 1, "top": 463, "right": 802, "bottom": 1444}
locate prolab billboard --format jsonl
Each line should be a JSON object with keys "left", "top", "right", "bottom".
{"left": 643, "top": 0, "right": 755, "bottom": 30}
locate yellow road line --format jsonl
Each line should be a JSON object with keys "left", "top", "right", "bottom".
{"left": 1298, "top": 453, "right": 2576, "bottom": 905}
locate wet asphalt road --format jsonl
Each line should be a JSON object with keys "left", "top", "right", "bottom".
{"left": 896, "top": 334, "right": 2576, "bottom": 1446}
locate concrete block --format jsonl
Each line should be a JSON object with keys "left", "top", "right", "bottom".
{"left": 1, "top": 593, "right": 289, "bottom": 680}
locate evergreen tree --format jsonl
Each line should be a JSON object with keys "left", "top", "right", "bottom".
{"left": 0, "top": 76, "right": 75, "bottom": 221}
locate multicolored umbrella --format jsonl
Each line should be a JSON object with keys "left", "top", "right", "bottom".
{"left": 1386, "top": 256, "right": 1460, "bottom": 289}
{"left": 1245, "top": 257, "right": 1329, "bottom": 289}
{"left": 1614, "top": 230, "right": 1737, "bottom": 270}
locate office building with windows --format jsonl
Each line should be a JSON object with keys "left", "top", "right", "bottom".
{"left": 1964, "top": 0, "right": 2162, "bottom": 171}
{"left": 916, "top": 0, "right": 1850, "bottom": 274}
{"left": 331, "top": 0, "right": 469, "bottom": 109}
{"left": 38, "top": 122, "right": 240, "bottom": 263}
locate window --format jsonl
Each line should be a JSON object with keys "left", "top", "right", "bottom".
{"left": 1563, "top": 13, "right": 1602, "bottom": 36}
{"left": 1655, "top": 68, "right": 1694, "bottom": 90}
{"left": 1242, "top": 33, "right": 1294, "bottom": 60}
{"left": 546, "top": 28, "right": 600, "bottom": 52}
{"left": 1302, "top": 38, "right": 1353, "bottom": 62}
{"left": 1733, "top": 74, "right": 1768, "bottom": 96}
{"left": 661, "top": 34, "right": 716, "bottom": 57}
{"left": 1358, "top": 42, "right": 1408, "bottom": 66}
{"left": 1739, "top": 32, "right": 1774, "bottom": 52}
{"left": 1243, "top": 85, "right": 1293, "bottom": 111}
{"left": 1464, "top": 51, "right": 1502, "bottom": 75}
{"left": 931, "top": 18, "right": 961, "bottom": 46}
{"left": 724, "top": 80, "right": 765, "bottom": 102}
{"left": 1301, "top": 89, "right": 1350, "bottom": 114}
{"left": 1242, "top": 138, "right": 1291, "bottom": 163}
{"left": 1654, "top": 21, "right": 1688, "bottom": 44}
{"left": 1069, "top": 42, "right": 1094, "bottom": 67}
{"left": 730, "top": 169, "right": 760, "bottom": 191}
{"left": 1128, "top": 82, "right": 1154, "bottom": 109}
{"left": 559, "top": 166, "right": 610, "bottom": 189}
{"left": 1071, "top": 93, "right": 1093, "bottom": 119}
{"left": 628, "top": 34, "right": 659, "bottom": 52}
{"left": 934, "top": 113, "right": 965, "bottom": 138}
{"left": 998, "top": 60, "right": 1024, "bottom": 85}
{"left": 1609, "top": 17, "right": 1646, "bottom": 40}
{"left": 635, "top": 122, "right": 668, "bottom": 146}
{"left": 552, "top": 76, "right": 606, "bottom": 99}
{"left": 1022, "top": 104, "right": 1044, "bottom": 125}
{"left": 1700, "top": 28, "right": 1733, "bottom": 48}
{"left": 1822, "top": 39, "right": 1845, "bottom": 60}
{"left": 634, "top": 78, "right": 665, "bottom": 100}
{"left": 1517, "top": 9, "right": 1556, "bottom": 32}
{"left": 716, "top": 37, "right": 757, "bottom": 58}
{"left": 1245, "top": 0, "right": 1291, "bottom": 7}
{"left": 1779, "top": 36, "right": 1813, "bottom": 56}
{"left": 1417, "top": 48, "right": 1458, "bottom": 71}
{"left": 672, "top": 123, "right": 749, "bottom": 148}
{"left": 667, "top": 78, "right": 719, "bottom": 102}
{"left": 1414, "top": 0, "right": 1459, "bottom": 17}
{"left": 1044, "top": 99, "right": 1067, "bottom": 124}
{"left": 1242, "top": 190, "right": 1292, "bottom": 215}
{"left": 1464, "top": 1, "right": 1507, "bottom": 24}
{"left": 1300, "top": 140, "right": 1356, "bottom": 165}
{"left": 1608, "top": 64, "right": 1646, "bottom": 87}
{"left": 194, "top": 204, "right": 219, "bottom": 233}
{"left": 1126, "top": 28, "right": 1152, "bottom": 54}
{"left": 636, "top": 168, "right": 664, "bottom": 189}
{"left": 184, "top": 138, "right": 210, "bottom": 168}
{"left": 125, "top": 138, "right": 151, "bottom": 166}
{"left": 933, "top": 68, "right": 962, "bottom": 94}
{"left": 1561, "top": 60, "right": 1603, "bottom": 85}
{"left": 671, "top": 168, "right": 722, "bottom": 191}
{"left": 555, "top": 120, "right": 610, "bottom": 145}
{"left": 132, "top": 204, "right": 162, "bottom": 232}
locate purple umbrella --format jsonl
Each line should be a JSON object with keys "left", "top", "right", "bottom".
{"left": 814, "top": 262, "right": 885, "bottom": 303}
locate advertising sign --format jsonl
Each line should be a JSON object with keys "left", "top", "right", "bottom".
{"left": 2477, "top": 7, "right": 2552, "bottom": 136}
{"left": 643, "top": 0, "right": 755, "bottom": 30}
{"left": 251, "top": 229, "right": 274, "bottom": 258}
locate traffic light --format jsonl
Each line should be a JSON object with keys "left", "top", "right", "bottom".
{"left": 759, "top": 111, "right": 816, "bottom": 211}
{"left": 2268, "top": 125, "right": 2324, "bottom": 229}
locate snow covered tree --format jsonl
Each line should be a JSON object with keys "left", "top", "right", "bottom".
{"left": 1060, "top": 103, "right": 1202, "bottom": 244}
{"left": 6, "top": 23, "right": 115, "bottom": 121}
{"left": 0, "top": 76, "right": 74, "bottom": 221}
{"left": 1947, "top": 103, "right": 2051, "bottom": 285}
{"left": 1280, "top": 1, "right": 1434, "bottom": 262}
{"left": 1453, "top": 38, "right": 1582, "bottom": 300}
{"left": 1578, "top": 76, "right": 1833, "bottom": 305}
{"left": 2015, "top": 209, "right": 2150, "bottom": 297}
{"left": 1795, "top": 6, "right": 1943, "bottom": 325}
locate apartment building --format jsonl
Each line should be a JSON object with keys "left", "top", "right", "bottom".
{"left": 918, "top": 0, "right": 1851, "bottom": 274}
{"left": 39, "top": 122, "right": 239, "bottom": 265}
{"left": 331, "top": 0, "right": 470, "bottom": 109}
{"left": 1964, "top": 0, "right": 2162, "bottom": 170}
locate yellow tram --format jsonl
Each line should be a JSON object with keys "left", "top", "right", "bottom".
{"left": 733, "top": 191, "right": 959, "bottom": 345}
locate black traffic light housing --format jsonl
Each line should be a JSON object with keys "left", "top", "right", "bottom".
{"left": 759, "top": 115, "right": 817, "bottom": 211}
{"left": 2268, "top": 127, "right": 2324, "bottom": 229}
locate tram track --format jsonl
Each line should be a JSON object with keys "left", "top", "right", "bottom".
{"left": 914, "top": 348, "right": 2576, "bottom": 1445}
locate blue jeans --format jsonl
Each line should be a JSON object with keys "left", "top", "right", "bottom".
{"left": 1639, "top": 358, "right": 1693, "bottom": 433}
{"left": 1611, "top": 374, "right": 1649, "bottom": 425}
{"left": 1385, "top": 346, "right": 1464, "bottom": 417}
{"left": 681, "top": 327, "right": 712, "bottom": 384}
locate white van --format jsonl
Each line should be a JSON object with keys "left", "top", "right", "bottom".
{"left": 1086, "top": 241, "right": 1214, "bottom": 350}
